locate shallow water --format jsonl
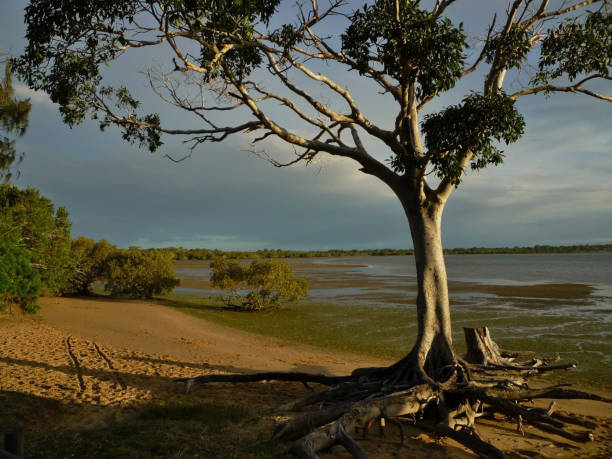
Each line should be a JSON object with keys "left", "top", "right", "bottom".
{"left": 174, "top": 253, "right": 612, "bottom": 386}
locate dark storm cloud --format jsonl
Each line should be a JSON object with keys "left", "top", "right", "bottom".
{"left": 3, "top": 3, "right": 611, "bottom": 250}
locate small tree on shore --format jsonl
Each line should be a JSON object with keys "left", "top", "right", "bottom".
{"left": 1, "top": 184, "right": 72, "bottom": 302}
{"left": 15, "top": 0, "right": 612, "bottom": 456}
{"left": 210, "top": 258, "right": 308, "bottom": 310}
{"left": 0, "top": 218, "right": 41, "bottom": 313}
{"left": 62, "top": 237, "right": 118, "bottom": 295}
{"left": 102, "top": 248, "right": 179, "bottom": 299}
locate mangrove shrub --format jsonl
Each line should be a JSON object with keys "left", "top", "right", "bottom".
{"left": 210, "top": 258, "right": 308, "bottom": 311}
{"left": 102, "top": 248, "right": 179, "bottom": 299}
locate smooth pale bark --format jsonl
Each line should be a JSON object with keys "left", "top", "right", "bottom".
{"left": 408, "top": 200, "right": 455, "bottom": 377}
{"left": 384, "top": 183, "right": 457, "bottom": 381}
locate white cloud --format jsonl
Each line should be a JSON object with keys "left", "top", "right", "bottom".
{"left": 13, "top": 83, "right": 56, "bottom": 108}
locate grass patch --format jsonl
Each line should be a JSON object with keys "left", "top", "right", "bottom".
{"left": 2, "top": 397, "right": 278, "bottom": 459}
{"left": 136, "top": 402, "right": 249, "bottom": 430}
{"left": 155, "top": 294, "right": 415, "bottom": 360}
{"left": 155, "top": 293, "right": 612, "bottom": 391}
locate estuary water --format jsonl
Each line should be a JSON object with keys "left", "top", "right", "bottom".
{"left": 174, "top": 253, "right": 612, "bottom": 385}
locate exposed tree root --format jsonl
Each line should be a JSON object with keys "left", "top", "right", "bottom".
{"left": 174, "top": 371, "right": 350, "bottom": 394}
{"left": 175, "top": 327, "right": 611, "bottom": 458}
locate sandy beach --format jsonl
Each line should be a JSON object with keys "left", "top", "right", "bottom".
{"left": 1, "top": 296, "right": 611, "bottom": 458}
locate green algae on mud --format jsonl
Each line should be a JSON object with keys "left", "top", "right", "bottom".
{"left": 156, "top": 292, "right": 612, "bottom": 392}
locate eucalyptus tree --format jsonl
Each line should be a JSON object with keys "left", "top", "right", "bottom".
{"left": 16, "top": 0, "right": 612, "bottom": 456}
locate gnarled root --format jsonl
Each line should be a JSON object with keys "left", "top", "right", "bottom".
{"left": 174, "top": 327, "right": 610, "bottom": 458}
{"left": 284, "top": 384, "right": 436, "bottom": 457}
{"left": 174, "top": 371, "right": 350, "bottom": 394}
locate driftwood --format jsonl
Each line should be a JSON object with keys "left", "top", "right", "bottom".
{"left": 174, "top": 371, "right": 349, "bottom": 394}
{"left": 174, "top": 327, "right": 611, "bottom": 458}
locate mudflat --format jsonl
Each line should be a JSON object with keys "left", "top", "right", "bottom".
{"left": 1, "top": 296, "right": 611, "bottom": 458}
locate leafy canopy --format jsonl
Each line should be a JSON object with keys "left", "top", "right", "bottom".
{"left": 102, "top": 248, "right": 179, "bottom": 299}
{"left": 535, "top": 11, "right": 611, "bottom": 84}
{"left": 342, "top": 0, "right": 466, "bottom": 99}
{"left": 0, "top": 217, "right": 42, "bottom": 314}
{"left": 210, "top": 258, "right": 309, "bottom": 311}
{"left": 13, "top": 1, "right": 612, "bottom": 195}
{"left": 62, "top": 236, "right": 118, "bottom": 295}
{"left": 0, "top": 184, "right": 73, "bottom": 298}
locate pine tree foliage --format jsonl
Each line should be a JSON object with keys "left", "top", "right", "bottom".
{"left": 0, "top": 61, "right": 32, "bottom": 182}
{"left": 0, "top": 184, "right": 71, "bottom": 311}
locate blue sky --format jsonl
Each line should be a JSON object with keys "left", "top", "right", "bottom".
{"left": 1, "top": 1, "right": 611, "bottom": 250}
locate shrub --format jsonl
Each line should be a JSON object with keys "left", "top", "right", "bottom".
{"left": 0, "top": 185, "right": 72, "bottom": 312}
{"left": 62, "top": 237, "right": 117, "bottom": 295}
{"left": 0, "top": 219, "right": 42, "bottom": 313}
{"left": 210, "top": 259, "right": 309, "bottom": 311}
{"left": 102, "top": 248, "right": 179, "bottom": 299}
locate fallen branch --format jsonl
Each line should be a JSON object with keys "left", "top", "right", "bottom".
{"left": 174, "top": 371, "right": 350, "bottom": 393}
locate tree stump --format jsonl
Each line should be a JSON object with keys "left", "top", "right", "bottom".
{"left": 464, "top": 327, "right": 507, "bottom": 366}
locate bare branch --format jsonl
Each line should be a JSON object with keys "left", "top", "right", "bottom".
{"left": 92, "top": 91, "right": 264, "bottom": 138}
{"left": 520, "top": 0, "right": 550, "bottom": 27}
{"left": 538, "top": 0, "right": 602, "bottom": 20}
{"left": 435, "top": 150, "right": 474, "bottom": 203}
{"left": 265, "top": 52, "right": 354, "bottom": 125}
{"left": 510, "top": 74, "right": 612, "bottom": 101}
{"left": 461, "top": 15, "right": 497, "bottom": 78}
{"left": 484, "top": 0, "right": 523, "bottom": 94}
{"left": 302, "top": 28, "right": 400, "bottom": 101}
{"left": 248, "top": 81, "right": 346, "bottom": 147}
{"left": 432, "top": 0, "right": 458, "bottom": 16}
{"left": 218, "top": 61, "right": 401, "bottom": 188}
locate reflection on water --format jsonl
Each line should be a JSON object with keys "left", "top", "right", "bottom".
{"left": 174, "top": 253, "right": 612, "bottom": 384}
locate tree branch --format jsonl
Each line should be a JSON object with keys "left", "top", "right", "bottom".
{"left": 461, "top": 15, "right": 497, "bottom": 78}
{"left": 510, "top": 74, "right": 612, "bottom": 102}
{"left": 432, "top": 0, "right": 458, "bottom": 17}
{"left": 272, "top": 50, "right": 402, "bottom": 152}
{"left": 484, "top": 0, "right": 523, "bottom": 94}
{"left": 538, "top": 0, "right": 602, "bottom": 20}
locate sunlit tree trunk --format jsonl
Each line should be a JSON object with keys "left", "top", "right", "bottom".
{"left": 389, "top": 187, "right": 456, "bottom": 382}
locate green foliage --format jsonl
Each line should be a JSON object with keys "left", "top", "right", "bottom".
{"left": 210, "top": 258, "right": 308, "bottom": 311}
{"left": 17, "top": 1, "right": 140, "bottom": 125}
{"left": 1, "top": 61, "right": 32, "bottom": 182}
{"left": 535, "top": 11, "right": 611, "bottom": 85}
{"left": 0, "top": 218, "right": 42, "bottom": 313}
{"left": 0, "top": 184, "right": 72, "bottom": 300}
{"left": 15, "top": 0, "right": 610, "bottom": 193}
{"left": 62, "top": 237, "right": 117, "bottom": 295}
{"left": 164, "top": 243, "right": 611, "bottom": 261}
{"left": 209, "top": 258, "right": 247, "bottom": 294}
{"left": 102, "top": 248, "right": 179, "bottom": 299}
{"left": 485, "top": 24, "right": 532, "bottom": 70}
{"left": 342, "top": 0, "right": 466, "bottom": 98}
{"left": 420, "top": 92, "right": 525, "bottom": 184}
{"left": 98, "top": 87, "right": 162, "bottom": 152}
{"left": 15, "top": 0, "right": 281, "bottom": 149}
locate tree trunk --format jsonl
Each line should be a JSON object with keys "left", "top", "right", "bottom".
{"left": 398, "top": 197, "right": 456, "bottom": 382}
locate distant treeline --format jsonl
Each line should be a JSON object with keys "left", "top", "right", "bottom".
{"left": 157, "top": 244, "right": 612, "bottom": 260}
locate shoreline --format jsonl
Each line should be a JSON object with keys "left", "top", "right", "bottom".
{"left": 1, "top": 296, "right": 611, "bottom": 458}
